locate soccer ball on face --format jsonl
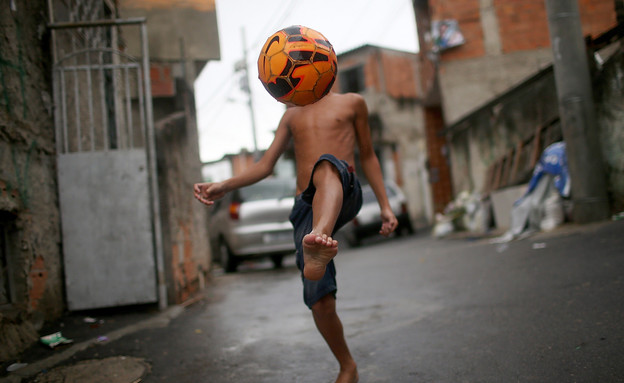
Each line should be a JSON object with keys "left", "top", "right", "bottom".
{"left": 257, "top": 25, "right": 337, "bottom": 106}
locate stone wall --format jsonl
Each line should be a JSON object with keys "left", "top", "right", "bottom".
{"left": 595, "top": 46, "right": 624, "bottom": 212}
{"left": 0, "top": 2, "right": 63, "bottom": 360}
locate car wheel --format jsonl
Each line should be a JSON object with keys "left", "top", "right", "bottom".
{"left": 218, "top": 239, "right": 237, "bottom": 273}
{"left": 271, "top": 254, "right": 284, "bottom": 269}
{"left": 403, "top": 218, "right": 415, "bottom": 235}
{"left": 395, "top": 226, "right": 403, "bottom": 236}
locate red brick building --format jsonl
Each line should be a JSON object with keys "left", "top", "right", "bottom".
{"left": 412, "top": 0, "right": 621, "bottom": 222}
{"left": 336, "top": 45, "right": 437, "bottom": 226}
{"left": 422, "top": 0, "right": 618, "bottom": 124}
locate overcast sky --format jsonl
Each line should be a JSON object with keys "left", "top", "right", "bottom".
{"left": 194, "top": 0, "right": 419, "bottom": 163}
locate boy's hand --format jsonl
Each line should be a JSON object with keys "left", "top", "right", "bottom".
{"left": 193, "top": 182, "right": 226, "bottom": 206}
{"left": 379, "top": 208, "right": 398, "bottom": 236}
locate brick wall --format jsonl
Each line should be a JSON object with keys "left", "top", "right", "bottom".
{"left": 578, "top": 0, "right": 620, "bottom": 36}
{"left": 381, "top": 52, "right": 421, "bottom": 99}
{"left": 495, "top": 0, "right": 551, "bottom": 53}
{"left": 430, "top": 0, "right": 618, "bottom": 60}
{"left": 151, "top": 63, "right": 176, "bottom": 97}
{"left": 430, "top": 0, "right": 485, "bottom": 60}
{"left": 337, "top": 46, "right": 435, "bottom": 224}
{"left": 345, "top": 46, "right": 421, "bottom": 98}
{"left": 428, "top": 0, "right": 619, "bottom": 125}
{"left": 424, "top": 107, "right": 453, "bottom": 213}
{"left": 121, "top": 0, "right": 216, "bottom": 11}
{"left": 230, "top": 152, "right": 257, "bottom": 176}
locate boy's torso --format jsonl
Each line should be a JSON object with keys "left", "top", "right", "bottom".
{"left": 286, "top": 93, "right": 359, "bottom": 193}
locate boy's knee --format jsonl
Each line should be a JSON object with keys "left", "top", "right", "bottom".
{"left": 311, "top": 294, "right": 336, "bottom": 316}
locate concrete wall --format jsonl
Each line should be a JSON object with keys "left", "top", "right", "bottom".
{"left": 428, "top": 0, "right": 619, "bottom": 124}
{"left": 445, "top": 39, "right": 624, "bottom": 219}
{"left": 595, "top": 45, "right": 624, "bottom": 212}
{"left": 445, "top": 68, "right": 560, "bottom": 195}
{"left": 439, "top": 48, "right": 554, "bottom": 124}
{"left": 119, "top": 1, "right": 219, "bottom": 304}
{"left": 0, "top": 0, "right": 220, "bottom": 360}
{"left": 155, "top": 82, "right": 211, "bottom": 304}
{"left": 119, "top": 1, "right": 218, "bottom": 301}
{"left": 0, "top": 2, "right": 63, "bottom": 360}
{"left": 120, "top": 0, "right": 220, "bottom": 81}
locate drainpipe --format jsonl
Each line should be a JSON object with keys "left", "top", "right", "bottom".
{"left": 544, "top": 0, "right": 610, "bottom": 223}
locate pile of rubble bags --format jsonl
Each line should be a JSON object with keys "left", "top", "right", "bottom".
{"left": 491, "top": 142, "right": 571, "bottom": 243}
{"left": 432, "top": 190, "right": 493, "bottom": 238}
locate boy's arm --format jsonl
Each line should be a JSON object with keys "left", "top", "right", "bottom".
{"left": 351, "top": 94, "right": 398, "bottom": 236}
{"left": 194, "top": 114, "right": 292, "bottom": 206}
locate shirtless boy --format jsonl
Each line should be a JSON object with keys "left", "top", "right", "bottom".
{"left": 194, "top": 91, "right": 398, "bottom": 383}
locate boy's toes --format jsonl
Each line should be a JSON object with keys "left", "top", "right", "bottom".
{"left": 326, "top": 236, "right": 336, "bottom": 247}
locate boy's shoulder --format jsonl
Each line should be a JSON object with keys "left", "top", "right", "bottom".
{"left": 334, "top": 93, "right": 366, "bottom": 110}
{"left": 282, "top": 93, "right": 364, "bottom": 119}
{"left": 330, "top": 92, "right": 363, "bottom": 102}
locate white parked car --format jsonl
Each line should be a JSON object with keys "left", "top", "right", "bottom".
{"left": 339, "top": 181, "right": 414, "bottom": 247}
{"left": 207, "top": 178, "right": 296, "bottom": 272}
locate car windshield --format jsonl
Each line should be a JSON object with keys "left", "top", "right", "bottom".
{"left": 239, "top": 179, "right": 296, "bottom": 202}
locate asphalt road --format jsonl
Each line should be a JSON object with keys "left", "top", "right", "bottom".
{"left": 22, "top": 220, "right": 624, "bottom": 383}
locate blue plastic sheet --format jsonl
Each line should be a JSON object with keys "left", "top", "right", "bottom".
{"left": 519, "top": 142, "right": 570, "bottom": 204}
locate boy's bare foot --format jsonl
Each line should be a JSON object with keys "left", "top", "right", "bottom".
{"left": 335, "top": 364, "right": 359, "bottom": 383}
{"left": 302, "top": 232, "right": 338, "bottom": 280}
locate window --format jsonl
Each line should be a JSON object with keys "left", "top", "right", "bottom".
{"left": 339, "top": 65, "right": 365, "bottom": 93}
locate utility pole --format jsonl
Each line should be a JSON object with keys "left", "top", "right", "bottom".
{"left": 544, "top": 0, "right": 610, "bottom": 223}
{"left": 235, "top": 27, "right": 260, "bottom": 160}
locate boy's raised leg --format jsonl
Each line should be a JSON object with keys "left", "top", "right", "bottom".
{"left": 303, "top": 160, "right": 343, "bottom": 281}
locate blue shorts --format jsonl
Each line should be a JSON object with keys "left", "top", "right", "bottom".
{"left": 289, "top": 154, "right": 363, "bottom": 309}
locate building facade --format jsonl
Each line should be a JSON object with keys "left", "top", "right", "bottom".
{"left": 426, "top": 0, "right": 618, "bottom": 125}
{"left": 416, "top": 0, "right": 623, "bottom": 224}
{"left": 0, "top": 0, "right": 219, "bottom": 360}
{"left": 336, "top": 45, "right": 436, "bottom": 227}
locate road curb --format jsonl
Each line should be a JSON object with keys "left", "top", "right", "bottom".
{"left": 0, "top": 305, "right": 185, "bottom": 383}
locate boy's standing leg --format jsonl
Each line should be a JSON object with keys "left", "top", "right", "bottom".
{"left": 312, "top": 295, "right": 359, "bottom": 383}
{"left": 300, "top": 158, "right": 359, "bottom": 383}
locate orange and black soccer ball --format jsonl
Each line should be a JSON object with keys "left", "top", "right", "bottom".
{"left": 258, "top": 25, "right": 337, "bottom": 106}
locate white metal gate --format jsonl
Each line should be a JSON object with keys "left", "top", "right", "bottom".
{"left": 50, "top": 19, "right": 165, "bottom": 310}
